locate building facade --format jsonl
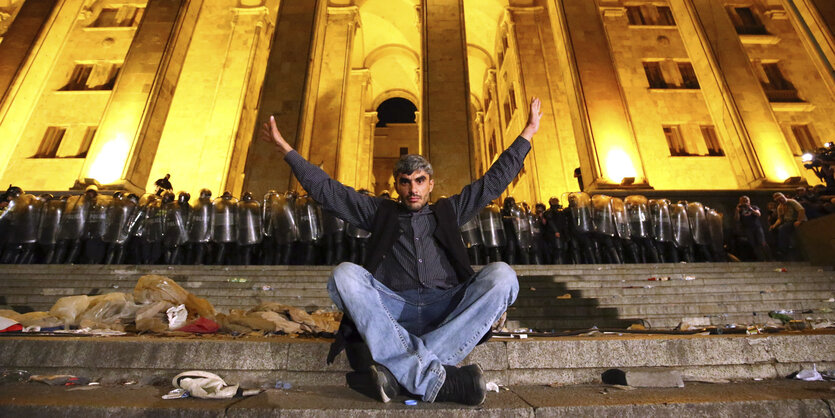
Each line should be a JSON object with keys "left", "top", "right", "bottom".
{"left": 0, "top": 0, "right": 833, "bottom": 204}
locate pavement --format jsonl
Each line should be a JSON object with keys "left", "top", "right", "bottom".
{"left": 1, "top": 379, "right": 833, "bottom": 417}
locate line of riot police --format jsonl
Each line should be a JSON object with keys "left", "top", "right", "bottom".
{"left": 459, "top": 192, "right": 727, "bottom": 265}
{"left": 0, "top": 185, "right": 373, "bottom": 266}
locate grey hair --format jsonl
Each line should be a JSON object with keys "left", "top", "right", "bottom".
{"left": 393, "top": 154, "right": 433, "bottom": 178}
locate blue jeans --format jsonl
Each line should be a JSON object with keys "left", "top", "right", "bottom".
{"left": 327, "top": 262, "right": 518, "bottom": 402}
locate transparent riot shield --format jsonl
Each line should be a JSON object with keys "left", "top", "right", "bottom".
{"left": 237, "top": 197, "right": 263, "bottom": 246}
{"left": 38, "top": 197, "right": 65, "bottom": 245}
{"left": 164, "top": 200, "right": 189, "bottom": 246}
{"left": 460, "top": 215, "right": 483, "bottom": 248}
{"left": 478, "top": 204, "right": 506, "bottom": 248}
{"left": 12, "top": 194, "right": 43, "bottom": 244}
{"left": 296, "top": 196, "right": 323, "bottom": 243}
{"left": 568, "top": 192, "right": 593, "bottom": 234}
{"left": 686, "top": 202, "right": 710, "bottom": 245}
{"left": 58, "top": 194, "right": 91, "bottom": 241}
{"left": 670, "top": 202, "right": 693, "bottom": 248}
{"left": 189, "top": 196, "right": 213, "bottom": 243}
{"left": 649, "top": 198, "right": 673, "bottom": 242}
{"left": 625, "top": 195, "right": 650, "bottom": 239}
{"left": 591, "top": 194, "right": 616, "bottom": 237}
{"left": 211, "top": 195, "right": 238, "bottom": 243}
{"left": 612, "top": 197, "right": 631, "bottom": 239}
{"left": 84, "top": 194, "right": 112, "bottom": 240}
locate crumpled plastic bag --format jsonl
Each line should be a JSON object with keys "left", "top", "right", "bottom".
{"left": 135, "top": 301, "right": 175, "bottom": 332}
{"left": 251, "top": 302, "right": 317, "bottom": 329}
{"left": 134, "top": 275, "right": 215, "bottom": 319}
{"left": 175, "top": 317, "right": 220, "bottom": 334}
{"left": 78, "top": 293, "right": 140, "bottom": 330}
{"left": 172, "top": 371, "right": 239, "bottom": 399}
{"left": 16, "top": 312, "right": 63, "bottom": 329}
{"left": 795, "top": 364, "right": 824, "bottom": 382}
{"left": 49, "top": 295, "right": 90, "bottom": 326}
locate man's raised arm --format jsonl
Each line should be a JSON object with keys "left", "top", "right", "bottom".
{"left": 259, "top": 116, "right": 377, "bottom": 229}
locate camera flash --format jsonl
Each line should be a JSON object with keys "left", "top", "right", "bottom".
{"left": 801, "top": 153, "right": 814, "bottom": 162}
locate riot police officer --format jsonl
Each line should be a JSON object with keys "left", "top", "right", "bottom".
{"left": 649, "top": 198, "right": 678, "bottom": 263}
{"left": 7, "top": 192, "right": 43, "bottom": 264}
{"left": 567, "top": 192, "right": 598, "bottom": 264}
{"left": 188, "top": 189, "right": 213, "bottom": 265}
{"left": 37, "top": 194, "right": 64, "bottom": 264}
{"left": 612, "top": 197, "right": 639, "bottom": 263}
{"left": 295, "top": 194, "right": 323, "bottom": 265}
{"left": 82, "top": 190, "right": 111, "bottom": 263}
{"left": 262, "top": 190, "right": 299, "bottom": 265}
{"left": 142, "top": 192, "right": 165, "bottom": 264}
{"left": 55, "top": 186, "right": 96, "bottom": 264}
{"left": 321, "top": 209, "right": 347, "bottom": 265}
{"left": 592, "top": 194, "right": 622, "bottom": 264}
{"left": 706, "top": 207, "right": 726, "bottom": 261}
{"left": 237, "top": 191, "right": 263, "bottom": 265}
{"left": 542, "top": 197, "right": 568, "bottom": 264}
{"left": 212, "top": 191, "right": 238, "bottom": 265}
{"left": 459, "top": 214, "right": 485, "bottom": 265}
{"left": 625, "top": 195, "right": 659, "bottom": 263}
{"left": 346, "top": 190, "right": 372, "bottom": 264}
{"left": 478, "top": 203, "right": 506, "bottom": 263}
{"left": 686, "top": 201, "right": 713, "bottom": 262}
{"left": 103, "top": 193, "right": 138, "bottom": 264}
{"left": 501, "top": 196, "right": 528, "bottom": 264}
{"left": 163, "top": 191, "right": 190, "bottom": 264}
{"left": 670, "top": 201, "right": 695, "bottom": 263}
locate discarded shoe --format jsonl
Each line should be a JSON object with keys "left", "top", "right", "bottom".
{"left": 435, "top": 364, "right": 486, "bottom": 405}
{"left": 370, "top": 364, "right": 400, "bottom": 403}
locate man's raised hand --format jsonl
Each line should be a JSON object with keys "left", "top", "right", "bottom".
{"left": 260, "top": 115, "right": 294, "bottom": 155}
{"left": 520, "top": 97, "right": 542, "bottom": 141}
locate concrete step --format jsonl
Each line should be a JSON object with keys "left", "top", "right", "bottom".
{"left": 508, "top": 301, "right": 833, "bottom": 317}
{"left": 1, "top": 332, "right": 833, "bottom": 387}
{"left": 514, "top": 291, "right": 835, "bottom": 306}
{"left": 1, "top": 380, "right": 833, "bottom": 417}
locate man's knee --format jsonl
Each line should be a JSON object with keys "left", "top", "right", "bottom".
{"left": 328, "top": 262, "right": 370, "bottom": 294}
{"left": 478, "top": 262, "right": 519, "bottom": 295}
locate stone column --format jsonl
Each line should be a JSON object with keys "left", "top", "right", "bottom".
{"left": 669, "top": 0, "right": 800, "bottom": 185}
{"left": 360, "top": 111, "right": 378, "bottom": 191}
{"left": 545, "top": 0, "right": 647, "bottom": 191}
{"left": 79, "top": 0, "right": 203, "bottom": 192}
{"left": 783, "top": 0, "right": 835, "bottom": 91}
{"left": 507, "top": 5, "right": 579, "bottom": 201}
{"left": 421, "top": 0, "right": 473, "bottom": 198}
{"left": 239, "top": 0, "right": 319, "bottom": 196}
{"left": 296, "top": 5, "right": 359, "bottom": 181}
{"left": 337, "top": 68, "right": 371, "bottom": 187}
{"left": 0, "top": 0, "right": 58, "bottom": 108}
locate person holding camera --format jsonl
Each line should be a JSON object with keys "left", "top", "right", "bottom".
{"left": 769, "top": 193, "right": 806, "bottom": 261}
{"left": 734, "top": 195, "right": 769, "bottom": 261}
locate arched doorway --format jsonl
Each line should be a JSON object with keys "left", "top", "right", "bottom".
{"left": 372, "top": 97, "right": 418, "bottom": 197}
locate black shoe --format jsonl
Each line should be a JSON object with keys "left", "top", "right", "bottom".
{"left": 370, "top": 364, "right": 400, "bottom": 403}
{"left": 435, "top": 364, "right": 487, "bottom": 405}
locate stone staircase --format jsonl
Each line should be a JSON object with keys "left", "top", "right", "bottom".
{"left": 1, "top": 262, "right": 832, "bottom": 331}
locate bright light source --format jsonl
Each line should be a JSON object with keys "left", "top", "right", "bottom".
{"left": 825, "top": 142, "right": 833, "bottom": 149}
{"left": 606, "top": 148, "right": 637, "bottom": 184}
{"left": 88, "top": 136, "right": 129, "bottom": 185}
{"left": 801, "top": 153, "right": 814, "bottom": 163}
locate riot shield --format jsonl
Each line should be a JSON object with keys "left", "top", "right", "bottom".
{"left": 11, "top": 194, "right": 43, "bottom": 244}
{"left": 670, "top": 202, "right": 693, "bottom": 247}
{"left": 706, "top": 208, "right": 724, "bottom": 256}
{"left": 296, "top": 196, "right": 323, "bottom": 243}
{"left": 478, "top": 204, "right": 506, "bottom": 248}
{"left": 322, "top": 210, "right": 346, "bottom": 236}
{"left": 189, "top": 196, "right": 213, "bottom": 243}
{"left": 686, "top": 202, "right": 709, "bottom": 245}
{"left": 211, "top": 194, "right": 238, "bottom": 243}
{"left": 237, "top": 197, "right": 263, "bottom": 246}
{"left": 274, "top": 192, "right": 300, "bottom": 244}
{"left": 649, "top": 199, "right": 673, "bottom": 242}
{"left": 460, "top": 215, "right": 483, "bottom": 248}
{"left": 591, "top": 194, "right": 616, "bottom": 237}
{"left": 142, "top": 195, "right": 164, "bottom": 243}
{"left": 625, "top": 195, "right": 650, "bottom": 239}
{"left": 58, "top": 194, "right": 91, "bottom": 240}
{"left": 84, "top": 194, "right": 111, "bottom": 240}
{"left": 568, "top": 192, "right": 593, "bottom": 233}
{"left": 612, "top": 197, "right": 631, "bottom": 239}
{"left": 103, "top": 194, "right": 136, "bottom": 244}
{"left": 38, "top": 197, "right": 65, "bottom": 245}
{"left": 163, "top": 200, "right": 189, "bottom": 246}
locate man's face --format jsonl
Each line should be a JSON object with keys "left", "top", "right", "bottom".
{"left": 774, "top": 194, "right": 787, "bottom": 204}
{"left": 739, "top": 196, "right": 750, "bottom": 206}
{"left": 396, "top": 170, "right": 434, "bottom": 211}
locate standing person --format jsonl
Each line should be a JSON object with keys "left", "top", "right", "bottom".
{"left": 769, "top": 192, "right": 806, "bottom": 260}
{"left": 734, "top": 196, "right": 769, "bottom": 261}
{"left": 259, "top": 97, "right": 542, "bottom": 405}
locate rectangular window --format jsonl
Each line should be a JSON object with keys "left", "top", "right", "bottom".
{"left": 502, "top": 100, "right": 512, "bottom": 127}
{"left": 731, "top": 7, "right": 768, "bottom": 35}
{"left": 760, "top": 62, "right": 799, "bottom": 102}
{"left": 626, "top": 6, "right": 646, "bottom": 25}
{"left": 663, "top": 125, "right": 690, "bottom": 156}
{"left": 508, "top": 86, "right": 517, "bottom": 113}
{"left": 34, "top": 127, "right": 66, "bottom": 158}
{"left": 700, "top": 126, "right": 725, "bottom": 156}
{"left": 77, "top": 127, "right": 97, "bottom": 158}
{"left": 643, "top": 62, "right": 667, "bottom": 88}
{"left": 90, "top": 6, "right": 145, "bottom": 28}
{"left": 678, "top": 62, "right": 700, "bottom": 89}
{"left": 488, "top": 132, "right": 498, "bottom": 159}
{"left": 60, "top": 62, "right": 121, "bottom": 91}
{"left": 657, "top": 6, "right": 676, "bottom": 26}
{"left": 791, "top": 124, "right": 818, "bottom": 154}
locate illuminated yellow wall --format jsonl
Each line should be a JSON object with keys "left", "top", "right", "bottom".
{"left": 0, "top": 0, "right": 833, "bottom": 203}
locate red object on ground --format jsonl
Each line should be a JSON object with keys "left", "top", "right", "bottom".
{"left": 0, "top": 323, "right": 23, "bottom": 333}
{"left": 175, "top": 317, "right": 220, "bottom": 334}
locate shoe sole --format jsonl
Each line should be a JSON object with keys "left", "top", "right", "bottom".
{"left": 370, "top": 365, "right": 393, "bottom": 403}
{"left": 470, "top": 364, "right": 487, "bottom": 406}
